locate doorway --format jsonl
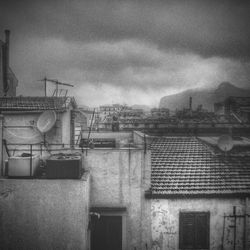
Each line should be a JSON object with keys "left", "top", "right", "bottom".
{"left": 91, "top": 215, "right": 122, "bottom": 250}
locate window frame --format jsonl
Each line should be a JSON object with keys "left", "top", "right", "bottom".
{"left": 90, "top": 207, "right": 127, "bottom": 250}
{"left": 179, "top": 211, "right": 210, "bottom": 250}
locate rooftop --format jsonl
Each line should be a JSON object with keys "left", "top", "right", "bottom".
{"left": 0, "top": 96, "right": 75, "bottom": 112}
{"left": 149, "top": 136, "right": 250, "bottom": 197}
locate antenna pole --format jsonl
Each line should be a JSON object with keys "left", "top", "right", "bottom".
{"left": 56, "top": 81, "right": 59, "bottom": 97}
{"left": 44, "top": 77, "right": 47, "bottom": 97}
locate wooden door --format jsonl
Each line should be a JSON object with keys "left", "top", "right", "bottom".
{"left": 91, "top": 215, "right": 122, "bottom": 250}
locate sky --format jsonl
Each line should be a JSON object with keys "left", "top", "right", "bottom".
{"left": 0, "top": 0, "right": 250, "bottom": 107}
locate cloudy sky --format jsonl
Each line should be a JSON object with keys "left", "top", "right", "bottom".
{"left": 1, "top": 0, "right": 250, "bottom": 107}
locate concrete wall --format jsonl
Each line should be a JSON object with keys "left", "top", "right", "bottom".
{"left": 133, "top": 131, "right": 155, "bottom": 148}
{"left": 0, "top": 44, "right": 3, "bottom": 96}
{"left": 246, "top": 198, "right": 250, "bottom": 250}
{"left": 0, "top": 115, "right": 3, "bottom": 175}
{"left": 81, "top": 131, "right": 133, "bottom": 148}
{"left": 61, "top": 110, "right": 72, "bottom": 145}
{"left": 0, "top": 172, "right": 90, "bottom": 250}
{"left": 84, "top": 149, "right": 151, "bottom": 250}
{"left": 82, "top": 131, "right": 132, "bottom": 141}
{"left": 3, "top": 113, "right": 60, "bottom": 144}
{"left": 151, "top": 198, "right": 249, "bottom": 250}
{"left": 2, "top": 111, "right": 73, "bottom": 157}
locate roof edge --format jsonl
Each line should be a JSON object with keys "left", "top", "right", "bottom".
{"left": 145, "top": 191, "right": 250, "bottom": 199}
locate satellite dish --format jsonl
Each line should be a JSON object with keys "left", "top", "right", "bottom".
{"left": 37, "top": 110, "right": 57, "bottom": 133}
{"left": 217, "top": 135, "right": 234, "bottom": 152}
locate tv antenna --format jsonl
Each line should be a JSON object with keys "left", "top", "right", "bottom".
{"left": 38, "top": 77, "right": 74, "bottom": 97}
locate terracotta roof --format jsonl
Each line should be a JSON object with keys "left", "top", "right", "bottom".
{"left": 150, "top": 137, "right": 250, "bottom": 197}
{"left": 0, "top": 96, "right": 74, "bottom": 111}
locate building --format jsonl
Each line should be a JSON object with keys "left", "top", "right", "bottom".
{"left": 146, "top": 136, "right": 250, "bottom": 250}
{"left": 0, "top": 172, "right": 90, "bottom": 249}
{"left": 1, "top": 125, "right": 250, "bottom": 249}
{"left": 214, "top": 96, "right": 250, "bottom": 123}
{"left": 0, "top": 30, "right": 18, "bottom": 97}
{"left": 0, "top": 130, "right": 151, "bottom": 250}
{"left": 0, "top": 96, "right": 77, "bottom": 169}
{"left": 151, "top": 108, "right": 170, "bottom": 119}
{"left": 83, "top": 133, "right": 151, "bottom": 250}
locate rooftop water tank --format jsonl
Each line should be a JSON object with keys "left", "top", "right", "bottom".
{"left": 8, "top": 154, "right": 40, "bottom": 177}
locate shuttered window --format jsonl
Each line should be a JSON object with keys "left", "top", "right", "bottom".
{"left": 179, "top": 212, "right": 209, "bottom": 249}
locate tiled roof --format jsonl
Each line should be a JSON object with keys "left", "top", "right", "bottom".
{"left": 150, "top": 137, "right": 250, "bottom": 197}
{"left": 0, "top": 96, "right": 74, "bottom": 111}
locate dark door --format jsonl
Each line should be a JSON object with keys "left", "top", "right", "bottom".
{"left": 91, "top": 215, "right": 122, "bottom": 250}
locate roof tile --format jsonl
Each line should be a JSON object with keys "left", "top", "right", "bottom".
{"left": 0, "top": 96, "right": 72, "bottom": 111}
{"left": 150, "top": 137, "right": 250, "bottom": 196}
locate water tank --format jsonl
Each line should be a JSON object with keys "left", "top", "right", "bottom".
{"left": 8, "top": 155, "right": 40, "bottom": 177}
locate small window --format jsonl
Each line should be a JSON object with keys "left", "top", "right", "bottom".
{"left": 179, "top": 212, "right": 209, "bottom": 249}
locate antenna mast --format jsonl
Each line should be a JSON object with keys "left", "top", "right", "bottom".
{"left": 38, "top": 78, "right": 74, "bottom": 97}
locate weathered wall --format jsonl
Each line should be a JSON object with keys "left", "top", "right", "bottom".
{"left": 0, "top": 172, "right": 90, "bottom": 250}
{"left": 151, "top": 198, "right": 248, "bottom": 250}
{"left": 133, "top": 131, "right": 154, "bottom": 148}
{"left": 0, "top": 115, "right": 3, "bottom": 175}
{"left": 81, "top": 131, "right": 133, "bottom": 146}
{"left": 1, "top": 111, "right": 73, "bottom": 160}
{"left": 61, "top": 110, "right": 72, "bottom": 145}
{"left": 246, "top": 197, "right": 250, "bottom": 250}
{"left": 0, "top": 44, "right": 3, "bottom": 95}
{"left": 3, "top": 112, "right": 63, "bottom": 144}
{"left": 84, "top": 149, "right": 151, "bottom": 250}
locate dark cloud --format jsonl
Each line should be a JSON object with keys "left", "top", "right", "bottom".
{"left": 0, "top": 0, "right": 250, "bottom": 106}
{"left": 1, "top": 0, "right": 250, "bottom": 59}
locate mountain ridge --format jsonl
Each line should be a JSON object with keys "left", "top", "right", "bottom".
{"left": 159, "top": 82, "right": 250, "bottom": 111}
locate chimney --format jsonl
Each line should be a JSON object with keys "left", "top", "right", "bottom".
{"left": 189, "top": 96, "right": 192, "bottom": 110}
{"left": 3, "top": 29, "right": 10, "bottom": 95}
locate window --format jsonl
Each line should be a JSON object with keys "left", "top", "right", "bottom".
{"left": 179, "top": 212, "right": 209, "bottom": 249}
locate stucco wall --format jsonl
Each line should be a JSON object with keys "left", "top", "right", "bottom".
{"left": 1, "top": 111, "right": 73, "bottom": 160}
{"left": 0, "top": 46, "right": 3, "bottom": 95}
{"left": 133, "top": 131, "right": 154, "bottom": 148}
{"left": 81, "top": 131, "right": 133, "bottom": 147}
{"left": 84, "top": 149, "right": 151, "bottom": 250}
{"left": 0, "top": 173, "right": 90, "bottom": 250}
{"left": 3, "top": 113, "right": 63, "bottom": 145}
{"left": 0, "top": 115, "right": 3, "bottom": 175}
{"left": 61, "top": 110, "right": 72, "bottom": 145}
{"left": 151, "top": 198, "right": 248, "bottom": 250}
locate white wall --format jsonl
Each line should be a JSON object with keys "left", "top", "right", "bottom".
{"left": 151, "top": 198, "right": 248, "bottom": 250}
{"left": 84, "top": 149, "right": 151, "bottom": 250}
{"left": 0, "top": 172, "right": 90, "bottom": 250}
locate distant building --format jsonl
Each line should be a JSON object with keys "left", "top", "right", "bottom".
{"left": 151, "top": 108, "right": 169, "bottom": 118}
{"left": 214, "top": 96, "right": 250, "bottom": 122}
{"left": 0, "top": 30, "right": 18, "bottom": 97}
{"left": 119, "top": 108, "right": 144, "bottom": 119}
{"left": 99, "top": 104, "right": 124, "bottom": 115}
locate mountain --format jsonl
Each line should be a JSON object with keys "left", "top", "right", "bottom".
{"left": 159, "top": 82, "right": 250, "bottom": 111}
